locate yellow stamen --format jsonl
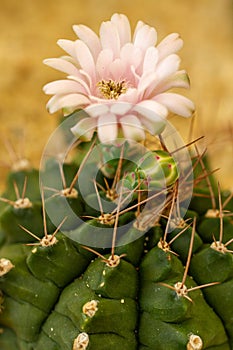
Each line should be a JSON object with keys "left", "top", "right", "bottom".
{"left": 97, "top": 79, "right": 127, "bottom": 99}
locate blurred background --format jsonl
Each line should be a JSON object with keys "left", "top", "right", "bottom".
{"left": 0, "top": 0, "right": 232, "bottom": 190}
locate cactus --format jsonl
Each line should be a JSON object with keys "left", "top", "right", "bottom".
{"left": 0, "top": 137, "right": 232, "bottom": 350}
{"left": 0, "top": 13, "right": 232, "bottom": 350}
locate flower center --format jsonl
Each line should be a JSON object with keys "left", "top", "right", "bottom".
{"left": 97, "top": 79, "right": 127, "bottom": 99}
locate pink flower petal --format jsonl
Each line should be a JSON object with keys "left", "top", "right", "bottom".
{"left": 118, "top": 88, "right": 139, "bottom": 104}
{"left": 99, "top": 21, "right": 121, "bottom": 58}
{"left": 59, "top": 93, "right": 90, "bottom": 108}
{"left": 85, "top": 104, "right": 109, "bottom": 117}
{"left": 74, "top": 40, "right": 96, "bottom": 82}
{"left": 143, "top": 47, "right": 159, "bottom": 73}
{"left": 133, "top": 21, "right": 145, "bottom": 41}
{"left": 138, "top": 71, "right": 157, "bottom": 94}
{"left": 43, "top": 80, "right": 86, "bottom": 95}
{"left": 97, "top": 113, "right": 118, "bottom": 143}
{"left": 134, "top": 101, "right": 167, "bottom": 134}
{"left": 134, "top": 100, "right": 168, "bottom": 119}
{"left": 120, "top": 43, "right": 142, "bottom": 82}
{"left": 96, "top": 49, "right": 114, "bottom": 80}
{"left": 110, "top": 58, "right": 125, "bottom": 80}
{"left": 57, "top": 39, "right": 76, "bottom": 59}
{"left": 154, "top": 93, "right": 195, "bottom": 117}
{"left": 139, "top": 114, "right": 166, "bottom": 135}
{"left": 46, "top": 95, "right": 62, "bottom": 113}
{"left": 133, "top": 23, "right": 157, "bottom": 52}
{"left": 73, "top": 24, "right": 101, "bottom": 61}
{"left": 156, "top": 54, "right": 181, "bottom": 83}
{"left": 153, "top": 70, "right": 190, "bottom": 94}
{"left": 47, "top": 93, "right": 90, "bottom": 113}
{"left": 157, "top": 33, "right": 183, "bottom": 61}
{"left": 110, "top": 102, "right": 132, "bottom": 115}
{"left": 79, "top": 70, "right": 93, "bottom": 91}
{"left": 130, "top": 65, "right": 140, "bottom": 85}
{"left": 120, "top": 114, "right": 145, "bottom": 141}
{"left": 67, "top": 75, "right": 91, "bottom": 95}
{"left": 43, "top": 58, "right": 79, "bottom": 76}
{"left": 111, "top": 14, "right": 131, "bottom": 46}
{"left": 120, "top": 43, "right": 142, "bottom": 71}
{"left": 71, "top": 117, "right": 97, "bottom": 141}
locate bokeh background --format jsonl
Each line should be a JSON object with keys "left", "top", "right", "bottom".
{"left": 0, "top": 0, "right": 232, "bottom": 191}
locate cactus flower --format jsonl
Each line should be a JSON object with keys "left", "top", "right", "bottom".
{"left": 43, "top": 13, "right": 194, "bottom": 142}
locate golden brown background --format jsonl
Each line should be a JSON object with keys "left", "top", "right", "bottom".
{"left": 0, "top": 0, "right": 232, "bottom": 190}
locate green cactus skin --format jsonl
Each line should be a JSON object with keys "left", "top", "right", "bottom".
{"left": 0, "top": 327, "right": 19, "bottom": 350}
{"left": 197, "top": 214, "right": 233, "bottom": 249}
{"left": 66, "top": 211, "right": 135, "bottom": 249}
{"left": 97, "top": 142, "right": 133, "bottom": 179}
{"left": 190, "top": 246, "right": 233, "bottom": 347}
{"left": 45, "top": 258, "right": 138, "bottom": 350}
{"left": 114, "top": 227, "right": 145, "bottom": 266}
{"left": 0, "top": 142, "right": 232, "bottom": 349}
{"left": 42, "top": 161, "right": 79, "bottom": 193}
{"left": 0, "top": 218, "right": 232, "bottom": 349}
{"left": 167, "top": 224, "right": 203, "bottom": 263}
{"left": 139, "top": 246, "right": 230, "bottom": 349}
{"left": 36, "top": 254, "right": 138, "bottom": 349}
{"left": 189, "top": 188, "right": 215, "bottom": 215}
{"left": 0, "top": 201, "right": 46, "bottom": 243}
{"left": 0, "top": 226, "right": 6, "bottom": 248}
{"left": 84, "top": 190, "right": 117, "bottom": 217}
{"left": 44, "top": 194, "right": 84, "bottom": 231}
{"left": 144, "top": 224, "right": 164, "bottom": 251}
{"left": 0, "top": 234, "right": 93, "bottom": 348}
{"left": 0, "top": 168, "right": 40, "bottom": 218}
{"left": 3, "top": 168, "right": 41, "bottom": 204}
{"left": 26, "top": 233, "right": 91, "bottom": 287}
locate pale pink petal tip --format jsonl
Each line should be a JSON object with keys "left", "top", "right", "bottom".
{"left": 120, "top": 115, "right": 145, "bottom": 141}
{"left": 71, "top": 118, "right": 97, "bottom": 141}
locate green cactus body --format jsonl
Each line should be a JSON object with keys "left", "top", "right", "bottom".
{"left": 190, "top": 246, "right": 233, "bottom": 346}
{"left": 139, "top": 246, "right": 230, "bottom": 349}
{"left": 58, "top": 255, "right": 138, "bottom": 349}
{"left": 168, "top": 224, "right": 203, "bottom": 263}
{"left": 0, "top": 142, "right": 232, "bottom": 350}
{"left": 84, "top": 190, "right": 118, "bottom": 218}
{"left": 0, "top": 201, "right": 45, "bottom": 243}
{"left": 26, "top": 233, "right": 91, "bottom": 287}
{"left": 42, "top": 161, "right": 79, "bottom": 191}
{"left": 45, "top": 193, "right": 84, "bottom": 231}
{"left": 0, "top": 227, "right": 6, "bottom": 248}
{"left": 0, "top": 167, "right": 41, "bottom": 228}
{"left": 3, "top": 168, "right": 41, "bottom": 203}
{"left": 114, "top": 226, "right": 146, "bottom": 266}
{"left": 197, "top": 213, "right": 233, "bottom": 249}
{"left": 0, "top": 233, "right": 94, "bottom": 348}
{"left": 66, "top": 211, "right": 135, "bottom": 249}
{"left": 144, "top": 224, "right": 164, "bottom": 251}
{"left": 0, "top": 327, "right": 19, "bottom": 350}
{"left": 97, "top": 142, "right": 133, "bottom": 179}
